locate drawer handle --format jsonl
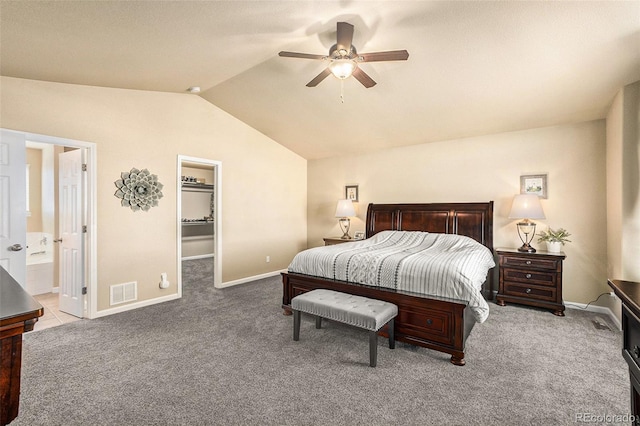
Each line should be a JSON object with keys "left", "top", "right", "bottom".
{"left": 526, "top": 260, "right": 532, "bottom": 265}
{"left": 634, "top": 346, "right": 640, "bottom": 359}
{"left": 526, "top": 274, "right": 532, "bottom": 279}
{"left": 426, "top": 319, "right": 433, "bottom": 325}
{"left": 525, "top": 288, "right": 532, "bottom": 294}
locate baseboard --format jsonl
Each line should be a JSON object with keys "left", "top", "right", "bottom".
{"left": 91, "top": 293, "right": 181, "bottom": 319}
{"left": 218, "top": 269, "right": 287, "bottom": 289}
{"left": 90, "top": 270, "right": 284, "bottom": 318}
{"left": 565, "top": 301, "right": 621, "bottom": 330}
{"left": 491, "top": 288, "right": 621, "bottom": 331}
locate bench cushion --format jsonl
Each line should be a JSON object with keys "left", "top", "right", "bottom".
{"left": 292, "top": 289, "right": 398, "bottom": 331}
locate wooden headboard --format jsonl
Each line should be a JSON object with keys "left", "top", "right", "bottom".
{"left": 365, "top": 202, "right": 494, "bottom": 252}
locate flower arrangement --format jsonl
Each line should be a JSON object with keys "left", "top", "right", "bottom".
{"left": 537, "top": 228, "right": 572, "bottom": 245}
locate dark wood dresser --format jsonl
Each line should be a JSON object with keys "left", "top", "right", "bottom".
{"left": 0, "top": 266, "right": 44, "bottom": 426}
{"left": 496, "top": 248, "right": 566, "bottom": 316}
{"left": 608, "top": 279, "right": 640, "bottom": 419}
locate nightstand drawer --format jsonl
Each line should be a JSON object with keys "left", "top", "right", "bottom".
{"left": 501, "top": 255, "right": 559, "bottom": 271}
{"left": 502, "top": 268, "right": 556, "bottom": 287}
{"left": 503, "top": 282, "right": 556, "bottom": 301}
{"left": 623, "top": 305, "right": 640, "bottom": 372}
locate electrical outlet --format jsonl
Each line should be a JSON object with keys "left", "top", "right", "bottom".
{"left": 266, "top": 256, "right": 270, "bottom": 263}
{"left": 609, "top": 291, "right": 618, "bottom": 300}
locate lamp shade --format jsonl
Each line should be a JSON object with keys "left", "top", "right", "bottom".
{"left": 335, "top": 199, "right": 356, "bottom": 218}
{"left": 508, "top": 194, "right": 545, "bottom": 220}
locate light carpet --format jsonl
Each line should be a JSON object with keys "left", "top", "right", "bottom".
{"left": 13, "top": 259, "right": 629, "bottom": 425}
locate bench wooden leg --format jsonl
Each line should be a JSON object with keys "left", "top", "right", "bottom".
{"left": 293, "top": 310, "right": 300, "bottom": 341}
{"left": 388, "top": 318, "right": 395, "bottom": 349}
{"left": 369, "top": 331, "right": 378, "bottom": 367}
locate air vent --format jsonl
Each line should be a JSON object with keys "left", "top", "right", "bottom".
{"left": 592, "top": 316, "right": 611, "bottom": 331}
{"left": 110, "top": 281, "right": 137, "bottom": 306}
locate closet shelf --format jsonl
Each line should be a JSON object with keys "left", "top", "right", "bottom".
{"left": 181, "top": 220, "right": 213, "bottom": 226}
{"left": 181, "top": 182, "right": 214, "bottom": 192}
{"left": 181, "top": 235, "right": 214, "bottom": 242}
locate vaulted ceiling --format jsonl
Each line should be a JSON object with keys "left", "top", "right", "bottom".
{"left": 1, "top": 1, "right": 639, "bottom": 159}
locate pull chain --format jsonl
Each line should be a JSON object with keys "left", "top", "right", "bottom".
{"left": 340, "top": 79, "right": 345, "bottom": 103}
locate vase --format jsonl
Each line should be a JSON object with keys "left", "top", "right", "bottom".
{"left": 547, "top": 241, "right": 562, "bottom": 253}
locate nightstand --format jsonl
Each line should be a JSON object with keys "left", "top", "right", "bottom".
{"left": 323, "top": 237, "right": 357, "bottom": 246}
{"left": 496, "top": 248, "right": 566, "bottom": 316}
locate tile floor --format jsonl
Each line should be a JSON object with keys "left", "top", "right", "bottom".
{"left": 32, "top": 292, "right": 82, "bottom": 331}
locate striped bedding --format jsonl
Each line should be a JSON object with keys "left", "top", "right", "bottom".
{"left": 288, "top": 231, "right": 495, "bottom": 323}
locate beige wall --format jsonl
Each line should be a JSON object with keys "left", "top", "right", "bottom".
{"left": 4, "top": 74, "right": 626, "bottom": 318}
{"left": 1, "top": 77, "right": 307, "bottom": 313}
{"left": 606, "top": 81, "right": 640, "bottom": 320}
{"left": 608, "top": 81, "right": 640, "bottom": 279}
{"left": 308, "top": 120, "right": 608, "bottom": 305}
{"left": 621, "top": 82, "right": 640, "bottom": 281}
{"left": 26, "top": 148, "right": 42, "bottom": 232}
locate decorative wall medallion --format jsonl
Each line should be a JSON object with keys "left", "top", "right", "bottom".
{"left": 114, "top": 168, "right": 164, "bottom": 211}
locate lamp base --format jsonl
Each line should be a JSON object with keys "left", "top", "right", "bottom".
{"left": 338, "top": 217, "right": 351, "bottom": 240}
{"left": 516, "top": 221, "right": 538, "bottom": 254}
{"left": 517, "top": 243, "right": 537, "bottom": 253}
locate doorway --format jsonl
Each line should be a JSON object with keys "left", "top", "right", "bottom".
{"left": 1, "top": 129, "right": 97, "bottom": 328}
{"left": 25, "top": 142, "right": 81, "bottom": 330}
{"left": 177, "top": 155, "right": 222, "bottom": 295}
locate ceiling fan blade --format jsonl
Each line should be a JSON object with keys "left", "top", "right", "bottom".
{"left": 306, "top": 68, "right": 332, "bottom": 87}
{"left": 279, "top": 51, "right": 326, "bottom": 60}
{"left": 359, "top": 50, "right": 410, "bottom": 62}
{"left": 352, "top": 68, "right": 377, "bottom": 88}
{"left": 336, "top": 22, "right": 354, "bottom": 52}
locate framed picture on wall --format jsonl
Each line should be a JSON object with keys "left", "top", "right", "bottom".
{"left": 520, "top": 174, "right": 548, "bottom": 199}
{"left": 345, "top": 185, "right": 359, "bottom": 202}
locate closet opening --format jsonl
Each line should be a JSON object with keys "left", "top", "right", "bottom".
{"left": 177, "top": 156, "right": 222, "bottom": 295}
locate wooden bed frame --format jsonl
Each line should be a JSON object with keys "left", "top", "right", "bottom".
{"left": 281, "top": 202, "right": 494, "bottom": 366}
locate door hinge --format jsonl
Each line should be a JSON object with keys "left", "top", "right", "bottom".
{"left": 82, "top": 225, "right": 87, "bottom": 233}
{"left": 82, "top": 163, "right": 87, "bottom": 172}
{"left": 82, "top": 287, "right": 87, "bottom": 295}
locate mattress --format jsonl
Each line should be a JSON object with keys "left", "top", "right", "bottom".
{"left": 287, "top": 230, "right": 495, "bottom": 323}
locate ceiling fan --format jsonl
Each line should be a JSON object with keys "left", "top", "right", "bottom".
{"left": 279, "top": 22, "right": 409, "bottom": 88}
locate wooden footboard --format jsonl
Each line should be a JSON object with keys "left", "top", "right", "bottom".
{"left": 283, "top": 272, "right": 474, "bottom": 366}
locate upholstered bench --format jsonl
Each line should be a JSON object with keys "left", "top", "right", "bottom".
{"left": 291, "top": 289, "right": 398, "bottom": 367}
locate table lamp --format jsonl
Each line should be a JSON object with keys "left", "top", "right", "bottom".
{"left": 335, "top": 199, "right": 356, "bottom": 239}
{"left": 508, "top": 194, "right": 545, "bottom": 253}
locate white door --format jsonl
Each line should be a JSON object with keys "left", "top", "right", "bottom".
{"left": 58, "top": 149, "right": 84, "bottom": 317}
{"left": 0, "top": 129, "right": 27, "bottom": 286}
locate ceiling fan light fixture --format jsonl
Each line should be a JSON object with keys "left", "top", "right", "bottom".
{"left": 329, "top": 59, "right": 357, "bottom": 80}
{"left": 279, "top": 22, "right": 408, "bottom": 88}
